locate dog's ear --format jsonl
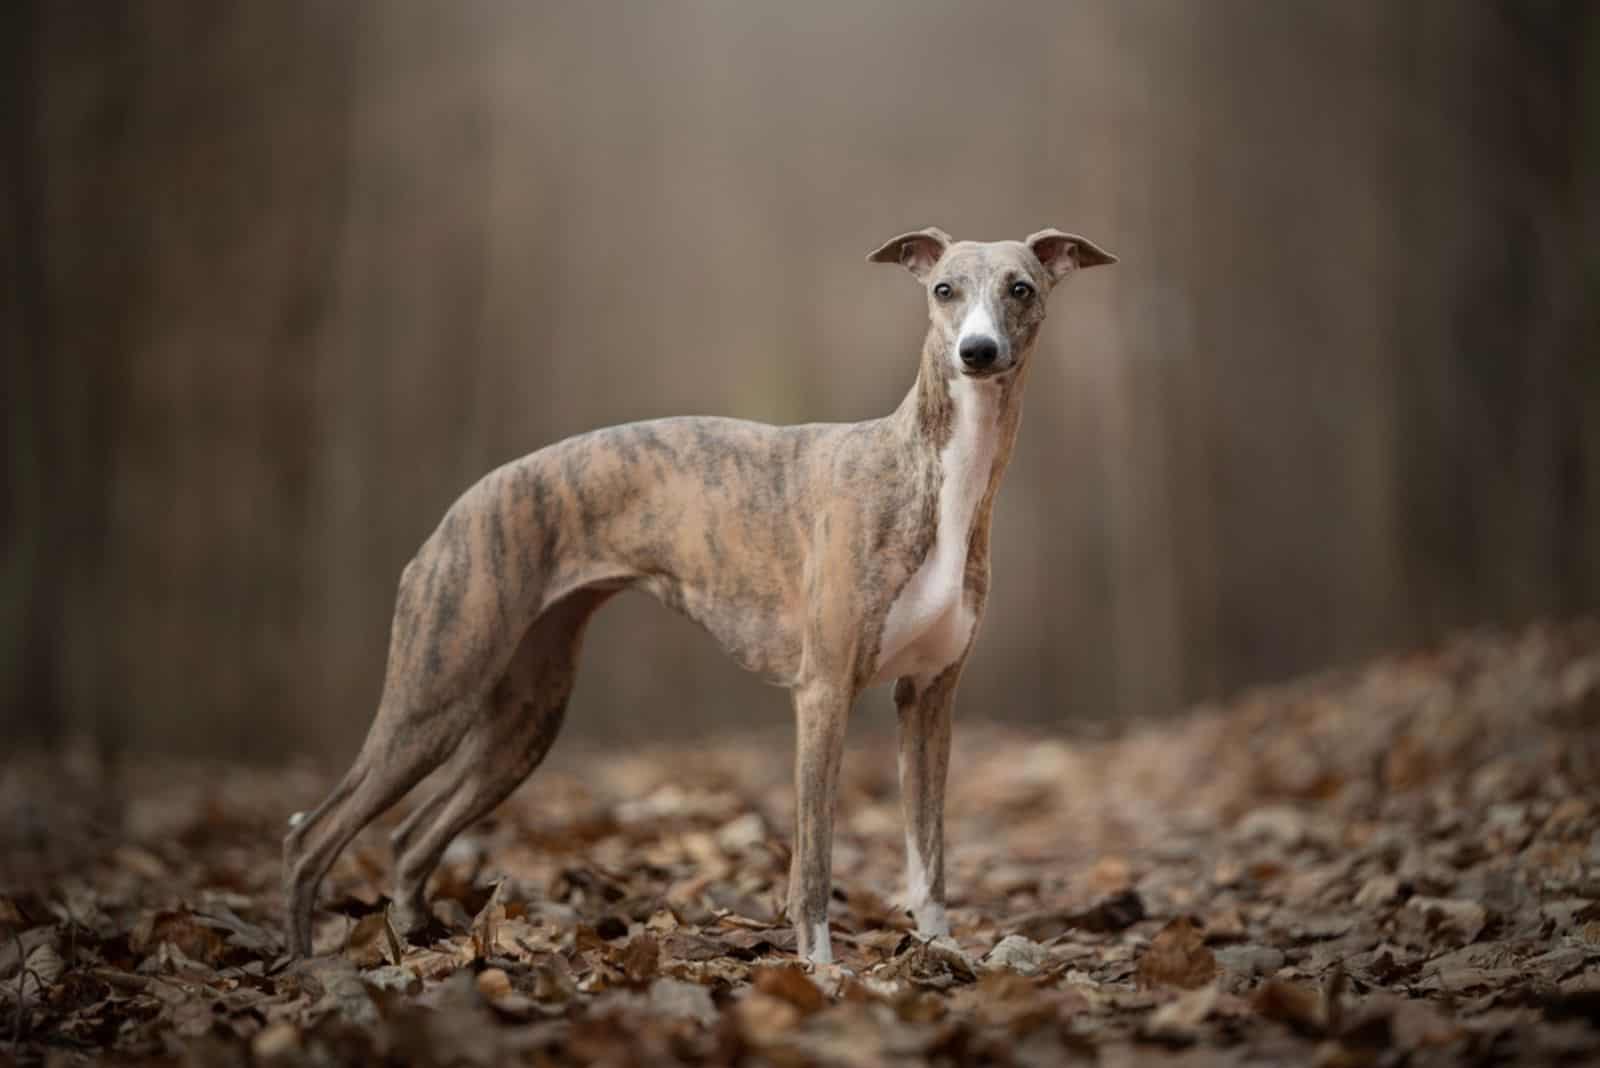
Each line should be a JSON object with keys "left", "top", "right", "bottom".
{"left": 866, "top": 227, "right": 953, "bottom": 282}
{"left": 1026, "top": 229, "right": 1117, "bottom": 282}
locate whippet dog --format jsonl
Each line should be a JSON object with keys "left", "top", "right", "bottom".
{"left": 283, "top": 227, "right": 1116, "bottom": 965}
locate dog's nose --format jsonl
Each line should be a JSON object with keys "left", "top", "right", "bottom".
{"left": 959, "top": 336, "right": 999, "bottom": 369}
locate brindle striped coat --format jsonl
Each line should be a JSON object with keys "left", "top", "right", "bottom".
{"left": 284, "top": 228, "right": 1115, "bottom": 965}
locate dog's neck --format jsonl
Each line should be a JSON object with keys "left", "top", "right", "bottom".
{"left": 893, "top": 328, "right": 1029, "bottom": 499}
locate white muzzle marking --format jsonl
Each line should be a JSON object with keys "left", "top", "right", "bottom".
{"left": 955, "top": 300, "right": 1006, "bottom": 369}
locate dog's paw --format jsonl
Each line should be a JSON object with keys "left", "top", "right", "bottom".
{"left": 809, "top": 960, "right": 858, "bottom": 994}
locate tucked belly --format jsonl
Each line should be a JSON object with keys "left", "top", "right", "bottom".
{"left": 636, "top": 571, "right": 804, "bottom": 686}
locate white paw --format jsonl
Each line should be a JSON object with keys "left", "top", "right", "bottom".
{"left": 804, "top": 921, "right": 833, "bottom": 966}
{"left": 811, "top": 961, "right": 857, "bottom": 992}
{"left": 911, "top": 902, "right": 949, "bottom": 939}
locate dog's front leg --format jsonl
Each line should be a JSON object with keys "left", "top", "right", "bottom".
{"left": 788, "top": 680, "right": 851, "bottom": 965}
{"left": 894, "top": 667, "right": 958, "bottom": 938}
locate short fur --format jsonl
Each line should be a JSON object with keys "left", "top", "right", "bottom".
{"left": 283, "top": 227, "right": 1115, "bottom": 964}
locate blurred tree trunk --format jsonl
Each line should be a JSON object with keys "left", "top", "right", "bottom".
{"left": 1386, "top": 2, "right": 1600, "bottom": 635}
{"left": 1, "top": 0, "right": 62, "bottom": 751}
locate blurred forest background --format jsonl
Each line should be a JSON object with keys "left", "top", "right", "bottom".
{"left": 3, "top": 1, "right": 1598, "bottom": 764}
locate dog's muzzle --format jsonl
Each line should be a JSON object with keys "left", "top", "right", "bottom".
{"left": 957, "top": 335, "right": 1015, "bottom": 377}
{"left": 959, "top": 336, "right": 999, "bottom": 370}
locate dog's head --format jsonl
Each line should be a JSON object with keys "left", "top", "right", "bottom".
{"left": 868, "top": 227, "right": 1115, "bottom": 379}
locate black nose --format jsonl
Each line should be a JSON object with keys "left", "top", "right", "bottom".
{"left": 959, "top": 336, "right": 999, "bottom": 369}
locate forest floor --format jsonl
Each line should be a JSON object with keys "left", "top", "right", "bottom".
{"left": 4, "top": 621, "right": 1600, "bottom": 1066}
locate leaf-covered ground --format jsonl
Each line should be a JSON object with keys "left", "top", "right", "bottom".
{"left": 4, "top": 622, "right": 1600, "bottom": 1066}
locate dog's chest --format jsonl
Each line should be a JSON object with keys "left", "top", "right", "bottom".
{"left": 871, "top": 382, "right": 1000, "bottom": 685}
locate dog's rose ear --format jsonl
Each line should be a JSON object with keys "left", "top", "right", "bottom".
{"left": 1026, "top": 229, "right": 1117, "bottom": 281}
{"left": 866, "top": 227, "right": 953, "bottom": 282}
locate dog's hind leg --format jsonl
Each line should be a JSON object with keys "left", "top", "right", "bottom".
{"left": 389, "top": 586, "right": 613, "bottom": 935}
{"left": 385, "top": 732, "right": 474, "bottom": 917}
{"left": 284, "top": 507, "right": 539, "bottom": 957}
{"left": 282, "top": 690, "right": 473, "bottom": 957}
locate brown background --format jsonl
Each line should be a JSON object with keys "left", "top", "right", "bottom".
{"left": 5, "top": 2, "right": 1598, "bottom": 763}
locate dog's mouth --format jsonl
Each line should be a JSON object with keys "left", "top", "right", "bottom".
{"left": 959, "top": 363, "right": 1017, "bottom": 380}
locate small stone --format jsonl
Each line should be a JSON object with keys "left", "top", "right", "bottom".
{"left": 1215, "top": 944, "right": 1285, "bottom": 979}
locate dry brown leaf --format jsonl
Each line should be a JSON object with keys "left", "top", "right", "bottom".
{"left": 1136, "top": 917, "right": 1218, "bottom": 990}
{"left": 962, "top": 971, "right": 1071, "bottom": 1037}
{"left": 1353, "top": 874, "right": 1402, "bottom": 908}
{"left": 476, "top": 967, "right": 513, "bottom": 1000}
{"left": 1401, "top": 897, "right": 1488, "bottom": 947}
{"left": 130, "top": 909, "right": 226, "bottom": 964}
{"left": 1253, "top": 979, "right": 1325, "bottom": 1036}
{"left": 1388, "top": 998, "right": 1461, "bottom": 1049}
{"left": 344, "top": 912, "right": 395, "bottom": 968}
{"left": 1203, "top": 906, "right": 1247, "bottom": 943}
{"left": 752, "top": 964, "right": 827, "bottom": 1015}
{"left": 647, "top": 977, "right": 718, "bottom": 1025}
{"left": 529, "top": 953, "right": 577, "bottom": 1000}
{"left": 620, "top": 932, "right": 660, "bottom": 982}
{"left": 734, "top": 991, "right": 804, "bottom": 1043}
{"left": 250, "top": 1021, "right": 301, "bottom": 1061}
{"left": 1142, "top": 982, "right": 1219, "bottom": 1045}
{"left": 984, "top": 934, "right": 1049, "bottom": 974}
{"left": 661, "top": 931, "right": 726, "bottom": 962}
{"left": 1015, "top": 888, "right": 1147, "bottom": 941}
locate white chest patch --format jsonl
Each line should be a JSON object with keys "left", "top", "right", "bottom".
{"left": 871, "top": 379, "right": 1000, "bottom": 685}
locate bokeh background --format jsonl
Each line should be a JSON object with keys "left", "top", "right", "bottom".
{"left": 5, "top": 1, "right": 1598, "bottom": 764}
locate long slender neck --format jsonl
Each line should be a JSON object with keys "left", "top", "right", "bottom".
{"left": 892, "top": 328, "right": 1030, "bottom": 478}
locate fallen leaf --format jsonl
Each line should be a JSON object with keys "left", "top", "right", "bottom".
{"left": 1203, "top": 906, "right": 1247, "bottom": 943}
{"left": 1401, "top": 897, "right": 1488, "bottom": 947}
{"left": 251, "top": 1021, "right": 301, "bottom": 1061}
{"left": 1353, "top": 874, "right": 1402, "bottom": 908}
{"left": 1142, "top": 982, "right": 1220, "bottom": 1045}
{"left": 616, "top": 931, "right": 658, "bottom": 982}
{"left": 752, "top": 964, "right": 827, "bottom": 1015}
{"left": 648, "top": 977, "right": 718, "bottom": 1026}
{"left": 130, "top": 909, "right": 225, "bottom": 965}
{"left": 476, "top": 967, "right": 513, "bottom": 1000}
{"left": 735, "top": 992, "right": 804, "bottom": 1043}
{"left": 1073, "top": 888, "right": 1148, "bottom": 933}
{"left": 1252, "top": 979, "right": 1325, "bottom": 1036}
{"left": 1214, "top": 943, "right": 1285, "bottom": 982}
{"left": 345, "top": 912, "right": 395, "bottom": 968}
{"left": 1137, "top": 917, "right": 1218, "bottom": 990}
{"left": 984, "top": 934, "right": 1048, "bottom": 975}
{"left": 1014, "top": 888, "right": 1147, "bottom": 941}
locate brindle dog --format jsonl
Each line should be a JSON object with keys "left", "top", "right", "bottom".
{"left": 284, "top": 228, "right": 1116, "bottom": 965}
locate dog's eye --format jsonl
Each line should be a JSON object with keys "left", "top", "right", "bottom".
{"left": 933, "top": 282, "right": 954, "bottom": 300}
{"left": 1010, "top": 281, "right": 1035, "bottom": 301}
